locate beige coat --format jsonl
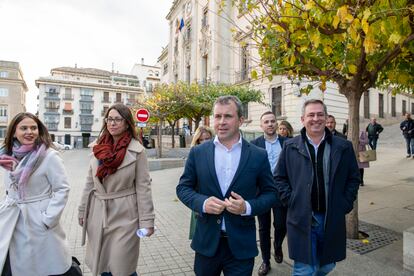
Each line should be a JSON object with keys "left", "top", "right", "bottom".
{"left": 78, "top": 139, "right": 155, "bottom": 276}
{"left": 0, "top": 149, "right": 71, "bottom": 276}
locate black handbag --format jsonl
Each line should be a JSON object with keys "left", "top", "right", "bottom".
{"left": 60, "top": 257, "right": 83, "bottom": 276}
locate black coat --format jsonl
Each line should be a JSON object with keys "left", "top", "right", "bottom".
{"left": 400, "top": 119, "right": 414, "bottom": 138}
{"left": 366, "top": 123, "right": 384, "bottom": 138}
{"left": 274, "top": 128, "right": 360, "bottom": 265}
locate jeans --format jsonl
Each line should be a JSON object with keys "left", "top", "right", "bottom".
{"left": 368, "top": 136, "right": 378, "bottom": 150}
{"left": 292, "top": 213, "right": 336, "bottom": 276}
{"left": 404, "top": 136, "right": 414, "bottom": 155}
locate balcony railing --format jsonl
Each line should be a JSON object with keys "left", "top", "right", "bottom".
{"left": 80, "top": 124, "right": 92, "bottom": 132}
{"left": 80, "top": 96, "right": 94, "bottom": 102}
{"left": 46, "top": 123, "right": 58, "bottom": 131}
{"left": 80, "top": 109, "right": 93, "bottom": 115}
{"left": 62, "top": 95, "right": 74, "bottom": 100}
{"left": 62, "top": 110, "right": 74, "bottom": 115}
{"left": 0, "top": 116, "right": 8, "bottom": 123}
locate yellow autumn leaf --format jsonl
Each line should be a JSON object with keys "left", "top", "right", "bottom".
{"left": 304, "top": 1, "right": 315, "bottom": 10}
{"left": 345, "top": 14, "right": 354, "bottom": 23}
{"left": 363, "top": 8, "right": 371, "bottom": 21}
{"left": 348, "top": 64, "right": 357, "bottom": 74}
{"left": 290, "top": 55, "right": 296, "bottom": 66}
{"left": 319, "top": 81, "right": 327, "bottom": 92}
{"left": 361, "top": 19, "right": 369, "bottom": 35}
{"left": 311, "top": 32, "right": 321, "bottom": 48}
{"left": 364, "top": 33, "right": 377, "bottom": 54}
{"left": 389, "top": 32, "right": 401, "bottom": 44}
{"left": 332, "top": 15, "right": 340, "bottom": 29}
{"left": 323, "top": 46, "right": 333, "bottom": 55}
{"left": 337, "top": 5, "right": 349, "bottom": 23}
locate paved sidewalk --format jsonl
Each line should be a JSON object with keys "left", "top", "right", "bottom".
{"left": 0, "top": 123, "right": 413, "bottom": 275}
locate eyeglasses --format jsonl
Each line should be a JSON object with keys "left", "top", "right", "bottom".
{"left": 105, "top": 117, "right": 124, "bottom": 124}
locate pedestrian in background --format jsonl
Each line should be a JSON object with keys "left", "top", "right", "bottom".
{"left": 326, "top": 115, "right": 347, "bottom": 139}
{"left": 177, "top": 96, "right": 277, "bottom": 276}
{"left": 251, "top": 111, "right": 287, "bottom": 276}
{"left": 188, "top": 125, "right": 214, "bottom": 239}
{"left": 366, "top": 118, "right": 383, "bottom": 150}
{"left": 0, "top": 112, "right": 72, "bottom": 275}
{"left": 78, "top": 103, "right": 155, "bottom": 276}
{"left": 400, "top": 113, "right": 414, "bottom": 158}
{"left": 278, "top": 120, "right": 294, "bottom": 138}
{"left": 275, "top": 99, "right": 360, "bottom": 275}
{"left": 358, "top": 130, "right": 370, "bottom": 186}
{"left": 342, "top": 119, "right": 349, "bottom": 137}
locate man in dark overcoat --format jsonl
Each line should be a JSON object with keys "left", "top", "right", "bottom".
{"left": 275, "top": 99, "right": 360, "bottom": 275}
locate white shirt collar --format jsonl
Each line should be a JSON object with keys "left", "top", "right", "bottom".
{"left": 213, "top": 133, "right": 243, "bottom": 150}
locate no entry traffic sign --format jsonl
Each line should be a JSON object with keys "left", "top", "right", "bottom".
{"left": 135, "top": 108, "right": 150, "bottom": 123}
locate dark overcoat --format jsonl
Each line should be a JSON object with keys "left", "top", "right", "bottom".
{"left": 274, "top": 128, "right": 360, "bottom": 265}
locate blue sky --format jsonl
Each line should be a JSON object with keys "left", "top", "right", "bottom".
{"left": 0, "top": 0, "right": 171, "bottom": 112}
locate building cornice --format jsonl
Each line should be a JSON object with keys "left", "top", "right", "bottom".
{"left": 166, "top": 0, "right": 184, "bottom": 20}
{"left": 0, "top": 78, "right": 28, "bottom": 91}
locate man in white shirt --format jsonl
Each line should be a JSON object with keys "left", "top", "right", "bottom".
{"left": 177, "top": 96, "right": 277, "bottom": 276}
{"left": 251, "top": 111, "right": 288, "bottom": 275}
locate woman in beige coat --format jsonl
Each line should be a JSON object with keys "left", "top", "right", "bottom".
{"left": 78, "top": 103, "right": 155, "bottom": 276}
{"left": 0, "top": 112, "right": 72, "bottom": 275}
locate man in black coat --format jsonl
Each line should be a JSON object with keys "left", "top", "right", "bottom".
{"left": 366, "top": 118, "right": 383, "bottom": 150}
{"left": 251, "top": 111, "right": 287, "bottom": 276}
{"left": 275, "top": 99, "right": 360, "bottom": 275}
{"left": 400, "top": 113, "right": 414, "bottom": 158}
{"left": 326, "top": 115, "right": 347, "bottom": 139}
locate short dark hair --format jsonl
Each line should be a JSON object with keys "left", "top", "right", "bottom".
{"left": 327, "top": 114, "right": 336, "bottom": 121}
{"left": 214, "top": 95, "right": 243, "bottom": 118}
{"left": 3, "top": 112, "right": 53, "bottom": 155}
{"left": 99, "top": 103, "right": 138, "bottom": 141}
{"left": 260, "top": 111, "right": 275, "bottom": 120}
{"left": 302, "top": 99, "right": 327, "bottom": 116}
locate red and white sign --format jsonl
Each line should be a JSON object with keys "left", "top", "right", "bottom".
{"left": 135, "top": 108, "right": 150, "bottom": 123}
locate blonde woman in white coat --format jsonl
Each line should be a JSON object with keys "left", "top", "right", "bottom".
{"left": 0, "top": 112, "right": 72, "bottom": 276}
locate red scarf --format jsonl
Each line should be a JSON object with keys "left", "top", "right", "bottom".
{"left": 93, "top": 131, "right": 132, "bottom": 182}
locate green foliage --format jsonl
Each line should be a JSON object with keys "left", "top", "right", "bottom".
{"left": 136, "top": 82, "right": 264, "bottom": 124}
{"left": 231, "top": 0, "right": 414, "bottom": 94}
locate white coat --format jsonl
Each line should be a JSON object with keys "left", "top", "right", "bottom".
{"left": 0, "top": 148, "right": 71, "bottom": 276}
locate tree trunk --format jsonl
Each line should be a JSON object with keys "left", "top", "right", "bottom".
{"left": 167, "top": 120, "right": 176, "bottom": 148}
{"left": 194, "top": 117, "right": 202, "bottom": 130}
{"left": 345, "top": 90, "right": 362, "bottom": 239}
{"left": 156, "top": 121, "right": 163, "bottom": 158}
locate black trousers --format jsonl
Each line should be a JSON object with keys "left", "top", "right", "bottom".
{"left": 1, "top": 252, "right": 11, "bottom": 276}
{"left": 258, "top": 205, "right": 287, "bottom": 263}
{"left": 194, "top": 237, "right": 254, "bottom": 276}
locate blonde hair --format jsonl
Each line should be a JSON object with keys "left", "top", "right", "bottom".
{"left": 191, "top": 126, "right": 214, "bottom": 147}
{"left": 279, "top": 120, "right": 294, "bottom": 138}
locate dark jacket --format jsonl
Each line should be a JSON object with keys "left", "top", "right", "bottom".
{"left": 366, "top": 123, "right": 384, "bottom": 138}
{"left": 274, "top": 128, "right": 360, "bottom": 265}
{"left": 400, "top": 118, "right": 414, "bottom": 138}
{"left": 176, "top": 139, "right": 277, "bottom": 260}
{"left": 251, "top": 135, "right": 287, "bottom": 208}
{"left": 331, "top": 129, "right": 347, "bottom": 139}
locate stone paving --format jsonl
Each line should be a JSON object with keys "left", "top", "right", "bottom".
{"left": 0, "top": 123, "right": 413, "bottom": 275}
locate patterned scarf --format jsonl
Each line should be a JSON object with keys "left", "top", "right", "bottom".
{"left": 0, "top": 141, "right": 47, "bottom": 199}
{"left": 93, "top": 131, "right": 132, "bottom": 183}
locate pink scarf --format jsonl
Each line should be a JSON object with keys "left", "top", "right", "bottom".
{"left": 0, "top": 143, "right": 47, "bottom": 199}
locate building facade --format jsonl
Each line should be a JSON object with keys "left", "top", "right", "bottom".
{"left": 130, "top": 58, "right": 161, "bottom": 94}
{"left": 165, "top": 0, "right": 413, "bottom": 134}
{"left": 0, "top": 60, "right": 28, "bottom": 140}
{"left": 36, "top": 67, "right": 144, "bottom": 148}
